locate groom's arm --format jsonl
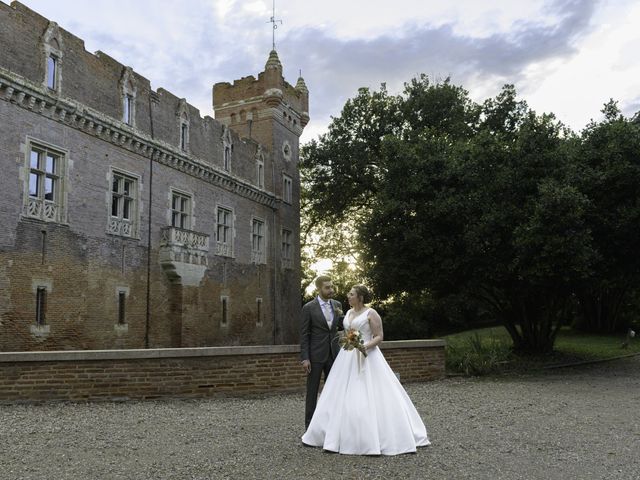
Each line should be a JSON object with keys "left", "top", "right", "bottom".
{"left": 300, "top": 303, "right": 312, "bottom": 372}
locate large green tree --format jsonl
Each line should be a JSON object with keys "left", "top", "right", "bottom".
{"left": 572, "top": 102, "right": 640, "bottom": 332}
{"left": 302, "top": 75, "right": 639, "bottom": 353}
{"left": 361, "top": 85, "right": 593, "bottom": 353}
{"left": 300, "top": 85, "right": 401, "bottom": 298}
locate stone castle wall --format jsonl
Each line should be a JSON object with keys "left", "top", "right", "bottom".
{"left": 0, "top": 1, "right": 303, "bottom": 351}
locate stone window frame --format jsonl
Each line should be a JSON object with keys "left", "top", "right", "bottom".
{"left": 281, "top": 227, "right": 293, "bottom": 270}
{"left": 256, "top": 297, "right": 263, "bottom": 327}
{"left": 282, "top": 173, "right": 293, "bottom": 204}
{"left": 41, "top": 22, "right": 63, "bottom": 93}
{"left": 30, "top": 279, "right": 52, "bottom": 337}
{"left": 22, "top": 137, "right": 69, "bottom": 224}
{"left": 120, "top": 67, "right": 137, "bottom": 127}
{"left": 107, "top": 167, "right": 141, "bottom": 239}
{"left": 251, "top": 217, "right": 267, "bottom": 265}
{"left": 255, "top": 147, "right": 265, "bottom": 189}
{"left": 35, "top": 286, "right": 47, "bottom": 326}
{"left": 220, "top": 295, "right": 230, "bottom": 327}
{"left": 177, "top": 99, "right": 190, "bottom": 152}
{"left": 222, "top": 126, "right": 233, "bottom": 171}
{"left": 215, "top": 204, "right": 235, "bottom": 258}
{"left": 115, "top": 286, "right": 130, "bottom": 331}
{"left": 169, "top": 187, "right": 194, "bottom": 230}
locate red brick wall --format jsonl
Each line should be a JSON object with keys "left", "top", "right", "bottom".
{"left": 0, "top": 340, "right": 445, "bottom": 402}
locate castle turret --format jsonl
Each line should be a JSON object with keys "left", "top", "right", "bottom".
{"left": 295, "top": 75, "right": 309, "bottom": 128}
{"left": 212, "top": 50, "right": 309, "bottom": 155}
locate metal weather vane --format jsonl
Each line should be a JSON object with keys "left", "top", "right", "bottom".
{"left": 268, "top": 0, "right": 283, "bottom": 50}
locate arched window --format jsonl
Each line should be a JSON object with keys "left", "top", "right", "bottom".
{"left": 41, "top": 22, "right": 63, "bottom": 92}
{"left": 255, "top": 146, "right": 265, "bottom": 189}
{"left": 120, "top": 67, "right": 137, "bottom": 126}
{"left": 177, "top": 99, "right": 190, "bottom": 152}
{"left": 222, "top": 126, "right": 233, "bottom": 171}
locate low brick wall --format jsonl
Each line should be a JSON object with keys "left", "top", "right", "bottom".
{"left": 0, "top": 340, "right": 445, "bottom": 402}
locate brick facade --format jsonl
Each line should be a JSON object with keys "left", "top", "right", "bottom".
{"left": 0, "top": 340, "right": 446, "bottom": 402}
{"left": 0, "top": 2, "right": 307, "bottom": 351}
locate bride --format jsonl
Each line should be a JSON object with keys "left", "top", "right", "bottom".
{"left": 301, "top": 284, "right": 430, "bottom": 455}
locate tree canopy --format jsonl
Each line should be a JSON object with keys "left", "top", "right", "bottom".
{"left": 300, "top": 77, "right": 640, "bottom": 353}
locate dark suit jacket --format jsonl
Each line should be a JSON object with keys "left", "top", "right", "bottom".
{"left": 300, "top": 298, "right": 344, "bottom": 363}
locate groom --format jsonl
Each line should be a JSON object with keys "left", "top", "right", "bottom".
{"left": 300, "top": 275, "right": 344, "bottom": 429}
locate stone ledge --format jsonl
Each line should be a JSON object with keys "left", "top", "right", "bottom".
{"left": 380, "top": 339, "right": 446, "bottom": 349}
{"left": 0, "top": 340, "right": 444, "bottom": 363}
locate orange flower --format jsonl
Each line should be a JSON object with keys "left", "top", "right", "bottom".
{"left": 338, "top": 328, "right": 367, "bottom": 357}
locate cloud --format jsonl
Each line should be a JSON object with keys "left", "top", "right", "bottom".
{"left": 276, "top": 0, "right": 599, "bottom": 142}
{"left": 622, "top": 97, "right": 640, "bottom": 118}
{"left": 17, "top": 0, "right": 605, "bottom": 143}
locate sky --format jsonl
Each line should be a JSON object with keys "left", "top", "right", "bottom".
{"left": 8, "top": 0, "right": 640, "bottom": 144}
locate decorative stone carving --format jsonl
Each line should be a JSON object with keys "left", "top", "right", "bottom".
{"left": 25, "top": 198, "right": 58, "bottom": 222}
{"left": 159, "top": 226, "right": 209, "bottom": 286}
{"left": 107, "top": 218, "right": 133, "bottom": 237}
{"left": 251, "top": 250, "right": 265, "bottom": 264}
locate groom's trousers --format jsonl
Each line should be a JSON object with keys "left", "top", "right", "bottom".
{"left": 305, "top": 357, "right": 334, "bottom": 428}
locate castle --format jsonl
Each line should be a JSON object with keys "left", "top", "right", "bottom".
{"left": 0, "top": 2, "right": 308, "bottom": 350}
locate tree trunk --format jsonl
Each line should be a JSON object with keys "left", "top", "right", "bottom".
{"left": 576, "top": 286, "right": 628, "bottom": 333}
{"left": 502, "top": 295, "right": 566, "bottom": 354}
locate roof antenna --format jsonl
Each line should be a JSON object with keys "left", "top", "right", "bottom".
{"left": 268, "top": 0, "right": 282, "bottom": 50}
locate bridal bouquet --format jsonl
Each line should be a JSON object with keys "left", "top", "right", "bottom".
{"left": 339, "top": 328, "right": 367, "bottom": 357}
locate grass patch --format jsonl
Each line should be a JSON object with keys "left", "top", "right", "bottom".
{"left": 444, "top": 326, "right": 640, "bottom": 375}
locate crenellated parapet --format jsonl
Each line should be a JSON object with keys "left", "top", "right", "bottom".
{"left": 212, "top": 50, "right": 310, "bottom": 148}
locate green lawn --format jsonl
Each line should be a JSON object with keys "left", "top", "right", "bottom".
{"left": 443, "top": 325, "right": 639, "bottom": 375}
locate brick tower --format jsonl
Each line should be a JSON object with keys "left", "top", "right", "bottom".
{"left": 212, "top": 49, "right": 309, "bottom": 157}
{"left": 212, "top": 50, "right": 308, "bottom": 343}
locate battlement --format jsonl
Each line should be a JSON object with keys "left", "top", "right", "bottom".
{"left": 213, "top": 70, "right": 308, "bottom": 117}
{"left": 212, "top": 49, "right": 309, "bottom": 149}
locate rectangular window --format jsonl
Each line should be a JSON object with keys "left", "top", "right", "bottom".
{"left": 46, "top": 55, "right": 57, "bottom": 90}
{"left": 29, "top": 148, "right": 59, "bottom": 201}
{"left": 118, "top": 291, "right": 126, "bottom": 324}
{"left": 111, "top": 173, "right": 135, "bottom": 220}
{"left": 26, "top": 142, "right": 65, "bottom": 223}
{"left": 281, "top": 228, "right": 292, "bottom": 268}
{"left": 256, "top": 297, "right": 263, "bottom": 326}
{"left": 108, "top": 171, "right": 138, "bottom": 237}
{"left": 252, "top": 219, "right": 264, "bottom": 253}
{"left": 221, "top": 296, "right": 229, "bottom": 326}
{"left": 283, "top": 174, "right": 293, "bottom": 204}
{"left": 180, "top": 123, "right": 188, "bottom": 151}
{"left": 171, "top": 192, "right": 191, "bottom": 229}
{"left": 123, "top": 94, "right": 133, "bottom": 125}
{"left": 251, "top": 219, "right": 266, "bottom": 264}
{"left": 217, "top": 207, "right": 232, "bottom": 244}
{"left": 35, "top": 287, "right": 47, "bottom": 326}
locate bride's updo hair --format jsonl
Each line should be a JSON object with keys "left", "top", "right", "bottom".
{"left": 353, "top": 284, "right": 372, "bottom": 304}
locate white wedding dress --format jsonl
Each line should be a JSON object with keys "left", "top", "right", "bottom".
{"left": 301, "top": 308, "right": 430, "bottom": 455}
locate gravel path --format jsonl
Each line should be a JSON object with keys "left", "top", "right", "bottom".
{"left": 1, "top": 356, "right": 639, "bottom": 480}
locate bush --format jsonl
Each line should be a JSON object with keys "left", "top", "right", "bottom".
{"left": 446, "top": 333, "right": 512, "bottom": 375}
